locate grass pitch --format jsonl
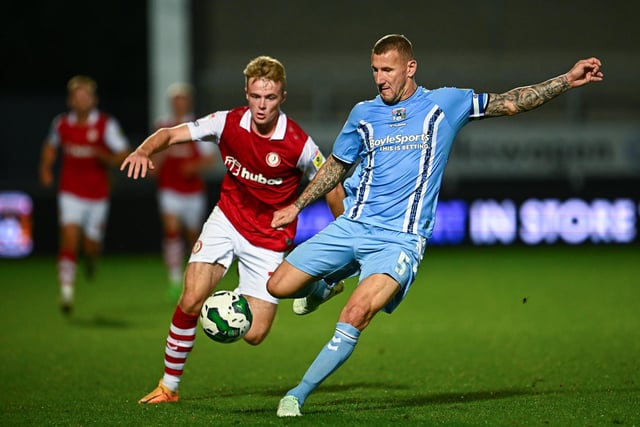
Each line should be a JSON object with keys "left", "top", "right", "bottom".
{"left": 1, "top": 245, "right": 638, "bottom": 426}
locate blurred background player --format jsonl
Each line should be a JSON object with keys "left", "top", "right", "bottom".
{"left": 152, "top": 83, "right": 216, "bottom": 301}
{"left": 121, "top": 55, "right": 345, "bottom": 404}
{"left": 39, "top": 75, "right": 130, "bottom": 314}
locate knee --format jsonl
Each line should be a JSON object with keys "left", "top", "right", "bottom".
{"left": 243, "top": 326, "right": 270, "bottom": 346}
{"left": 243, "top": 333, "right": 265, "bottom": 346}
{"left": 178, "top": 286, "right": 204, "bottom": 316}
{"left": 339, "top": 303, "right": 372, "bottom": 331}
{"left": 266, "top": 276, "right": 283, "bottom": 298}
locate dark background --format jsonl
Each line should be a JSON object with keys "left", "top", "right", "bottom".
{"left": 2, "top": 1, "right": 152, "bottom": 254}
{"left": 1, "top": 1, "right": 639, "bottom": 254}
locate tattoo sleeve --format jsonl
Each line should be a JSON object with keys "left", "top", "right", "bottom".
{"left": 294, "top": 155, "right": 349, "bottom": 211}
{"left": 485, "top": 74, "right": 570, "bottom": 117}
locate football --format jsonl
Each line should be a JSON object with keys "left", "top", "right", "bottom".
{"left": 200, "top": 290, "right": 253, "bottom": 343}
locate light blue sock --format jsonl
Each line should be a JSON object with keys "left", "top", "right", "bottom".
{"left": 286, "top": 322, "right": 360, "bottom": 406}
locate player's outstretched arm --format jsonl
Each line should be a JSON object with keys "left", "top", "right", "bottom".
{"left": 271, "top": 155, "right": 350, "bottom": 229}
{"left": 485, "top": 57, "right": 603, "bottom": 118}
{"left": 120, "top": 124, "right": 192, "bottom": 179}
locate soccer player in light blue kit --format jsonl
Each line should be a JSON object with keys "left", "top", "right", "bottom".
{"left": 267, "top": 34, "right": 604, "bottom": 417}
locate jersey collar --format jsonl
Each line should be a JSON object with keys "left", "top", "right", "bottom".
{"left": 239, "top": 109, "right": 288, "bottom": 140}
{"left": 68, "top": 109, "right": 100, "bottom": 125}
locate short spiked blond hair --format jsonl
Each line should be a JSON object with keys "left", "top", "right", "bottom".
{"left": 243, "top": 56, "right": 287, "bottom": 93}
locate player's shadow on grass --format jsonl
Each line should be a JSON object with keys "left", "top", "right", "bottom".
{"left": 68, "top": 314, "right": 132, "bottom": 329}
{"left": 324, "top": 386, "right": 531, "bottom": 408}
{"left": 261, "top": 383, "right": 532, "bottom": 412}
{"left": 222, "top": 384, "right": 533, "bottom": 416}
{"left": 263, "top": 382, "right": 531, "bottom": 402}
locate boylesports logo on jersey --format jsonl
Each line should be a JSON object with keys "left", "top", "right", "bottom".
{"left": 371, "top": 133, "right": 431, "bottom": 146}
{"left": 225, "top": 156, "right": 283, "bottom": 185}
{"left": 369, "top": 132, "right": 433, "bottom": 153}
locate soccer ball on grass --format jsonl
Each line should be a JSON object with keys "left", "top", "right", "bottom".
{"left": 200, "top": 290, "right": 253, "bottom": 343}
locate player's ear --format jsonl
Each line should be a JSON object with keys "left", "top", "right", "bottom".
{"left": 281, "top": 90, "right": 287, "bottom": 105}
{"left": 407, "top": 59, "right": 417, "bottom": 78}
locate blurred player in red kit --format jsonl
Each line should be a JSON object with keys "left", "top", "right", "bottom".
{"left": 39, "top": 75, "right": 130, "bottom": 314}
{"left": 152, "top": 83, "right": 215, "bottom": 301}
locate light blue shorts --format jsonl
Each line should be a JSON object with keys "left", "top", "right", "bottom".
{"left": 286, "top": 216, "right": 427, "bottom": 313}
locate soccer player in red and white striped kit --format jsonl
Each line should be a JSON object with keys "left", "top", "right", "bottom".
{"left": 39, "top": 75, "right": 130, "bottom": 314}
{"left": 121, "top": 56, "right": 346, "bottom": 404}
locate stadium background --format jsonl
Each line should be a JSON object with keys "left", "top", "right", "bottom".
{"left": 1, "top": 0, "right": 639, "bottom": 255}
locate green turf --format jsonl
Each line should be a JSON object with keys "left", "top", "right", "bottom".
{"left": 1, "top": 245, "right": 638, "bottom": 426}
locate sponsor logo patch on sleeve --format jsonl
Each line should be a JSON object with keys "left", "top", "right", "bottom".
{"left": 312, "top": 150, "right": 325, "bottom": 170}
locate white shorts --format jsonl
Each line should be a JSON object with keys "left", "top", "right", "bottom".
{"left": 58, "top": 192, "right": 109, "bottom": 242}
{"left": 158, "top": 189, "right": 207, "bottom": 231}
{"left": 189, "top": 206, "right": 283, "bottom": 304}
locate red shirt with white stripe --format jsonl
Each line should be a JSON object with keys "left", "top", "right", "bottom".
{"left": 187, "top": 107, "right": 326, "bottom": 251}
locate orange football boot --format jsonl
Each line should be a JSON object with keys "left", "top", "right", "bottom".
{"left": 138, "top": 380, "right": 179, "bottom": 404}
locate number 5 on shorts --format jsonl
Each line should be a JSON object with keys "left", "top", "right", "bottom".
{"left": 394, "top": 251, "right": 413, "bottom": 277}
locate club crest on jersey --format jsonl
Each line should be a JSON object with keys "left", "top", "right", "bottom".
{"left": 86, "top": 128, "right": 99, "bottom": 143}
{"left": 192, "top": 240, "right": 203, "bottom": 254}
{"left": 392, "top": 108, "right": 406, "bottom": 121}
{"left": 266, "top": 152, "right": 281, "bottom": 167}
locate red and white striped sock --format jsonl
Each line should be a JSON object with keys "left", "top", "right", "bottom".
{"left": 161, "top": 306, "right": 198, "bottom": 391}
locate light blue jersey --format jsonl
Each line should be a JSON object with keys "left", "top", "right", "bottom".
{"left": 334, "top": 86, "right": 488, "bottom": 238}
{"left": 286, "top": 86, "right": 488, "bottom": 313}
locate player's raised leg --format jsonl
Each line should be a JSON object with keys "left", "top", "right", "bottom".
{"left": 292, "top": 279, "right": 345, "bottom": 315}
{"left": 292, "top": 261, "right": 360, "bottom": 315}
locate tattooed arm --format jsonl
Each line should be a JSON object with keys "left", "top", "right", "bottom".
{"left": 271, "top": 155, "right": 350, "bottom": 229}
{"left": 485, "top": 57, "right": 603, "bottom": 117}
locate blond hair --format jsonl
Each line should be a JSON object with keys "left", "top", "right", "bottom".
{"left": 166, "top": 82, "right": 194, "bottom": 99}
{"left": 67, "top": 75, "right": 97, "bottom": 94}
{"left": 243, "top": 56, "right": 287, "bottom": 93}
